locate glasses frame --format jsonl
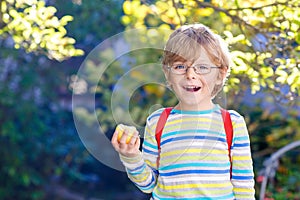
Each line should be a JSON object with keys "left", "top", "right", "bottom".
{"left": 167, "top": 64, "right": 221, "bottom": 75}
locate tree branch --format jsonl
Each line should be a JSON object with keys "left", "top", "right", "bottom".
{"left": 195, "top": 0, "right": 261, "bottom": 33}
{"left": 172, "top": 0, "right": 183, "bottom": 26}
{"left": 227, "top": 1, "right": 290, "bottom": 11}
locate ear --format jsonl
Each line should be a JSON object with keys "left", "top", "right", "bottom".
{"left": 163, "top": 67, "right": 170, "bottom": 82}
{"left": 163, "top": 67, "right": 172, "bottom": 89}
{"left": 216, "top": 68, "right": 228, "bottom": 85}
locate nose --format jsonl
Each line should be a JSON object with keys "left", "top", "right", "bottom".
{"left": 186, "top": 67, "right": 196, "bottom": 79}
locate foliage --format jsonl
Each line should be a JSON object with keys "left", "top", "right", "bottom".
{"left": 0, "top": 48, "right": 88, "bottom": 199}
{"left": 0, "top": 0, "right": 84, "bottom": 61}
{"left": 263, "top": 152, "right": 300, "bottom": 199}
{"left": 121, "top": 0, "right": 300, "bottom": 97}
{"left": 0, "top": 0, "right": 126, "bottom": 199}
{"left": 83, "top": 1, "right": 300, "bottom": 141}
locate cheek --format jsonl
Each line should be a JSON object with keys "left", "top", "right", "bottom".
{"left": 202, "top": 74, "right": 218, "bottom": 85}
{"left": 167, "top": 75, "right": 180, "bottom": 86}
{"left": 201, "top": 74, "right": 222, "bottom": 91}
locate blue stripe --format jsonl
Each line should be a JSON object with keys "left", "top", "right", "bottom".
{"left": 128, "top": 164, "right": 146, "bottom": 175}
{"left": 143, "top": 148, "right": 158, "bottom": 155}
{"left": 234, "top": 136, "right": 249, "bottom": 141}
{"left": 160, "top": 162, "right": 230, "bottom": 170}
{"left": 215, "top": 193, "right": 235, "bottom": 199}
{"left": 161, "top": 135, "right": 226, "bottom": 146}
{"left": 232, "top": 169, "right": 253, "bottom": 174}
{"left": 232, "top": 175, "right": 253, "bottom": 180}
{"left": 152, "top": 192, "right": 172, "bottom": 200}
{"left": 162, "top": 129, "right": 222, "bottom": 139}
{"left": 172, "top": 107, "right": 217, "bottom": 114}
{"left": 229, "top": 111, "right": 240, "bottom": 118}
{"left": 233, "top": 143, "right": 250, "bottom": 147}
{"left": 153, "top": 192, "right": 234, "bottom": 200}
{"left": 160, "top": 169, "right": 230, "bottom": 176}
{"left": 135, "top": 175, "right": 155, "bottom": 188}
{"left": 143, "top": 140, "right": 158, "bottom": 150}
{"left": 153, "top": 168, "right": 159, "bottom": 175}
{"left": 147, "top": 110, "right": 164, "bottom": 121}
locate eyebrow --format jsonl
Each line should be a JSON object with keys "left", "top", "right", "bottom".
{"left": 173, "top": 62, "right": 185, "bottom": 64}
{"left": 172, "top": 62, "right": 213, "bottom": 66}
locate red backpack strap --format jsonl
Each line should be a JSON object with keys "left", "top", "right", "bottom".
{"left": 155, "top": 107, "right": 173, "bottom": 150}
{"left": 221, "top": 108, "right": 233, "bottom": 178}
{"left": 155, "top": 107, "right": 172, "bottom": 167}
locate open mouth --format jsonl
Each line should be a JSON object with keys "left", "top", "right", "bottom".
{"left": 183, "top": 85, "right": 201, "bottom": 92}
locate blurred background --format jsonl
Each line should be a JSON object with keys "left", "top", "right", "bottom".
{"left": 0, "top": 0, "right": 299, "bottom": 199}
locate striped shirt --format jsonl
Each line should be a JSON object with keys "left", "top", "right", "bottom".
{"left": 120, "top": 105, "right": 255, "bottom": 199}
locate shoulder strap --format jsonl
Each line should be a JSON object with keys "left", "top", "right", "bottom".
{"left": 155, "top": 107, "right": 173, "bottom": 151}
{"left": 221, "top": 108, "right": 233, "bottom": 178}
{"left": 155, "top": 107, "right": 172, "bottom": 168}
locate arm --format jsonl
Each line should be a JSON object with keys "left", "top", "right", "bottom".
{"left": 111, "top": 115, "right": 160, "bottom": 193}
{"left": 230, "top": 112, "right": 255, "bottom": 199}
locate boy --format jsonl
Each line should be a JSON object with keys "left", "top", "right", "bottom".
{"left": 111, "top": 24, "right": 255, "bottom": 199}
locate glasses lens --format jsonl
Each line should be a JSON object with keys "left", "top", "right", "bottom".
{"left": 172, "top": 64, "right": 186, "bottom": 74}
{"left": 194, "top": 65, "right": 210, "bottom": 74}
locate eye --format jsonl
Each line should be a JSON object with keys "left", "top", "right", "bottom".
{"left": 173, "top": 64, "right": 186, "bottom": 70}
{"left": 197, "top": 65, "right": 209, "bottom": 70}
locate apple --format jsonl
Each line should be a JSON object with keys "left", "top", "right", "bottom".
{"left": 116, "top": 124, "right": 136, "bottom": 144}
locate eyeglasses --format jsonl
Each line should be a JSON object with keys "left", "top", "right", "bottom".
{"left": 167, "top": 64, "right": 221, "bottom": 75}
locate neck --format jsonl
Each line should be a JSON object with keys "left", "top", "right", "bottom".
{"left": 175, "top": 101, "right": 215, "bottom": 111}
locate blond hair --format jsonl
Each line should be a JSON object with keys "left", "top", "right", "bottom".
{"left": 162, "top": 24, "right": 231, "bottom": 97}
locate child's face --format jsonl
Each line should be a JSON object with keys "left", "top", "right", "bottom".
{"left": 165, "top": 48, "right": 223, "bottom": 110}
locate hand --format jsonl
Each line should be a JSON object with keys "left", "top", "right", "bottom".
{"left": 111, "top": 124, "right": 141, "bottom": 158}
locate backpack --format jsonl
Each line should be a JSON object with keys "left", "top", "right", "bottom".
{"left": 155, "top": 107, "right": 233, "bottom": 178}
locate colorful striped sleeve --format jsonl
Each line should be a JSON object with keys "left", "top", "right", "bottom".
{"left": 230, "top": 110, "right": 255, "bottom": 199}
{"left": 119, "top": 109, "right": 163, "bottom": 193}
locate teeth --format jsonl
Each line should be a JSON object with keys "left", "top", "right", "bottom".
{"left": 185, "top": 86, "right": 198, "bottom": 89}
{"left": 184, "top": 85, "right": 201, "bottom": 92}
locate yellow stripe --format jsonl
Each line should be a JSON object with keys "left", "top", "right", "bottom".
{"left": 161, "top": 155, "right": 227, "bottom": 164}
{"left": 166, "top": 117, "right": 219, "bottom": 126}
{"left": 134, "top": 173, "right": 150, "bottom": 182}
{"left": 234, "top": 123, "right": 246, "bottom": 128}
{"left": 157, "top": 182, "right": 231, "bottom": 190}
{"left": 161, "top": 148, "right": 227, "bottom": 157}
{"left": 164, "top": 124, "right": 222, "bottom": 133}
{"left": 234, "top": 162, "right": 253, "bottom": 168}
{"left": 145, "top": 160, "right": 157, "bottom": 168}
{"left": 235, "top": 194, "right": 255, "bottom": 199}
{"left": 145, "top": 126, "right": 154, "bottom": 135}
{"left": 156, "top": 185, "right": 232, "bottom": 196}
{"left": 233, "top": 130, "right": 247, "bottom": 136}
{"left": 233, "top": 188, "right": 254, "bottom": 193}
{"left": 232, "top": 156, "right": 251, "bottom": 161}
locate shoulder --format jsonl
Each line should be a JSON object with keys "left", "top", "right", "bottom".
{"left": 227, "top": 109, "right": 247, "bottom": 128}
{"left": 146, "top": 108, "right": 166, "bottom": 125}
{"left": 219, "top": 107, "right": 246, "bottom": 125}
{"left": 144, "top": 108, "right": 167, "bottom": 135}
{"left": 228, "top": 110, "right": 244, "bottom": 120}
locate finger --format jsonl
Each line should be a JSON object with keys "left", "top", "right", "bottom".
{"left": 128, "top": 130, "right": 139, "bottom": 145}
{"left": 134, "top": 134, "right": 141, "bottom": 149}
{"left": 118, "top": 142, "right": 127, "bottom": 150}
{"left": 111, "top": 136, "right": 121, "bottom": 152}
{"left": 111, "top": 129, "right": 119, "bottom": 143}
{"left": 119, "top": 129, "right": 130, "bottom": 145}
{"left": 111, "top": 130, "right": 121, "bottom": 148}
